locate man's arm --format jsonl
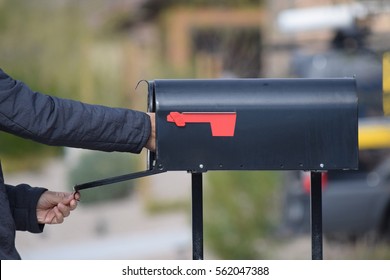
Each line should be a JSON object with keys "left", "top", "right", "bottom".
{"left": 0, "top": 68, "right": 151, "bottom": 153}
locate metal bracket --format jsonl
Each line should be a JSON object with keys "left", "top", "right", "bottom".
{"left": 74, "top": 168, "right": 166, "bottom": 191}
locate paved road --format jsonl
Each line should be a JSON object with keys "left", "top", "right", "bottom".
{"left": 9, "top": 156, "right": 193, "bottom": 260}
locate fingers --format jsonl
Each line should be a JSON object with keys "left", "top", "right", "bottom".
{"left": 57, "top": 192, "right": 80, "bottom": 215}
{"left": 57, "top": 202, "right": 71, "bottom": 218}
{"left": 51, "top": 199, "right": 76, "bottom": 224}
{"left": 68, "top": 191, "right": 80, "bottom": 210}
{"left": 53, "top": 206, "right": 64, "bottom": 224}
{"left": 42, "top": 202, "right": 74, "bottom": 225}
{"left": 58, "top": 192, "right": 75, "bottom": 204}
{"left": 38, "top": 191, "right": 81, "bottom": 225}
{"left": 54, "top": 191, "right": 80, "bottom": 207}
{"left": 73, "top": 191, "right": 81, "bottom": 202}
{"left": 69, "top": 199, "right": 78, "bottom": 211}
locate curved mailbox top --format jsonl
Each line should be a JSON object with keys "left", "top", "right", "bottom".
{"left": 148, "top": 78, "right": 358, "bottom": 172}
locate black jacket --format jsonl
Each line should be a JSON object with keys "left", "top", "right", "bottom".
{"left": 0, "top": 68, "right": 151, "bottom": 259}
{"left": 0, "top": 68, "right": 151, "bottom": 153}
{"left": 0, "top": 164, "right": 46, "bottom": 260}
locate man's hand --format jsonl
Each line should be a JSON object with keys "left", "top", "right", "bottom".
{"left": 146, "top": 113, "right": 156, "bottom": 152}
{"left": 36, "top": 191, "right": 80, "bottom": 224}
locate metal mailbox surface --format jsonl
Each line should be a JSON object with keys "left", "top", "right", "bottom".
{"left": 149, "top": 78, "right": 358, "bottom": 172}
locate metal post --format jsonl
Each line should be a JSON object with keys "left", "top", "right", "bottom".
{"left": 310, "top": 171, "right": 323, "bottom": 260}
{"left": 191, "top": 172, "right": 204, "bottom": 260}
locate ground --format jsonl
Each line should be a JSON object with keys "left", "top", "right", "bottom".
{"left": 9, "top": 156, "right": 389, "bottom": 260}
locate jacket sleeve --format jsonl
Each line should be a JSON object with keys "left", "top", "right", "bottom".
{"left": 5, "top": 184, "right": 47, "bottom": 233}
{"left": 0, "top": 68, "right": 151, "bottom": 153}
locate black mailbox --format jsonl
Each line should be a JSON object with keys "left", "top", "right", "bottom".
{"left": 148, "top": 78, "right": 358, "bottom": 172}
{"left": 75, "top": 77, "right": 359, "bottom": 260}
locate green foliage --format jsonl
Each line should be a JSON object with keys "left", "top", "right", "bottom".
{"left": 193, "top": 0, "right": 263, "bottom": 6}
{"left": 204, "top": 171, "right": 281, "bottom": 259}
{"left": 0, "top": 132, "right": 62, "bottom": 171}
{"left": 145, "top": 199, "right": 189, "bottom": 215}
{"left": 143, "top": 0, "right": 263, "bottom": 9}
{"left": 0, "top": 1, "right": 121, "bottom": 164}
{"left": 68, "top": 151, "right": 136, "bottom": 204}
{"left": 0, "top": 133, "right": 56, "bottom": 157}
{"left": 0, "top": 0, "right": 88, "bottom": 99}
{"left": 0, "top": 1, "right": 85, "bottom": 161}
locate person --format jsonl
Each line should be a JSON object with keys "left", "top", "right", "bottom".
{"left": 0, "top": 67, "right": 156, "bottom": 259}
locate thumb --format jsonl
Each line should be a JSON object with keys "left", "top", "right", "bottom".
{"left": 51, "top": 192, "right": 74, "bottom": 205}
{"left": 62, "top": 192, "right": 76, "bottom": 204}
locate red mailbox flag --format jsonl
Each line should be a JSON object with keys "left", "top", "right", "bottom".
{"left": 167, "top": 112, "right": 237, "bottom": 137}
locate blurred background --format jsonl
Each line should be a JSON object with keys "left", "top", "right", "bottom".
{"left": 1, "top": 0, "right": 390, "bottom": 259}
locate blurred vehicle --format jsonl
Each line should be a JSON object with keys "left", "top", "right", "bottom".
{"left": 279, "top": 2, "right": 385, "bottom": 117}
{"left": 282, "top": 117, "right": 390, "bottom": 242}
{"left": 278, "top": 3, "right": 390, "bottom": 242}
{"left": 290, "top": 26, "right": 383, "bottom": 117}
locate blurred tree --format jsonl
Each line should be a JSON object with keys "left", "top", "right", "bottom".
{"left": 0, "top": 0, "right": 88, "bottom": 98}
{"left": 68, "top": 151, "right": 136, "bottom": 204}
{"left": 204, "top": 171, "right": 281, "bottom": 259}
{"left": 0, "top": 0, "right": 126, "bottom": 168}
{"left": 140, "top": 0, "right": 263, "bottom": 17}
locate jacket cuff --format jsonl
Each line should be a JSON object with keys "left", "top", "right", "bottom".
{"left": 6, "top": 184, "right": 47, "bottom": 233}
{"left": 132, "top": 112, "right": 152, "bottom": 154}
{"left": 142, "top": 112, "right": 152, "bottom": 152}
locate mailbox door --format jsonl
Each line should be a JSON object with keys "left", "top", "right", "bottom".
{"left": 149, "top": 78, "right": 358, "bottom": 172}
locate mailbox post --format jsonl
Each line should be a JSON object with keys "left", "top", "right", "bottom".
{"left": 311, "top": 172, "right": 323, "bottom": 260}
{"left": 75, "top": 78, "right": 358, "bottom": 260}
{"left": 192, "top": 172, "right": 204, "bottom": 260}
